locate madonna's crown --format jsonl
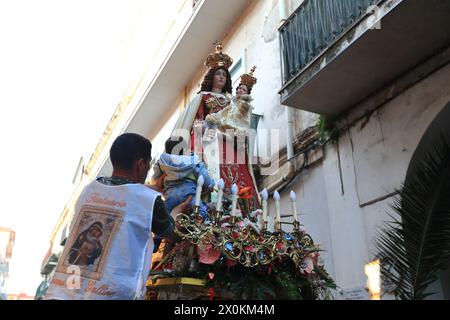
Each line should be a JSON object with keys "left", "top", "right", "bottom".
{"left": 204, "top": 41, "right": 233, "bottom": 70}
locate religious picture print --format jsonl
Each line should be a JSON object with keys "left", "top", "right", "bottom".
{"left": 57, "top": 205, "right": 123, "bottom": 280}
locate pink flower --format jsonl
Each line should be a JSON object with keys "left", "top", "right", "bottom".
{"left": 236, "top": 221, "right": 245, "bottom": 229}
{"left": 309, "top": 251, "right": 319, "bottom": 264}
{"left": 197, "top": 244, "right": 221, "bottom": 264}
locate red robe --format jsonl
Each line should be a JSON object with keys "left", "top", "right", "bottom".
{"left": 189, "top": 93, "right": 260, "bottom": 213}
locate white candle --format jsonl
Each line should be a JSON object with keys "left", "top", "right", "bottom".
{"left": 261, "top": 189, "right": 268, "bottom": 222}
{"left": 194, "top": 175, "right": 204, "bottom": 207}
{"left": 216, "top": 179, "right": 225, "bottom": 212}
{"left": 274, "top": 190, "right": 281, "bottom": 223}
{"left": 290, "top": 190, "right": 298, "bottom": 222}
{"left": 230, "top": 183, "right": 238, "bottom": 216}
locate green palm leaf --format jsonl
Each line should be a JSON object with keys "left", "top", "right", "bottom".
{"left": 374, "top": 135, "right": 450, "bottom": 300}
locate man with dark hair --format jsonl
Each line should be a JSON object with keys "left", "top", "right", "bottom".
{"left": 45, "top": 133, "right": 189, "bottom": 300}
{"left": 110, "top": 133, "right": 152, "bottom": 172}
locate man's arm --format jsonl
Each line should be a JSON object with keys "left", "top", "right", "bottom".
{"left": 152, "top": 196, "right": 177, "bottom": 242}
{"left": 151, "top": 195, "right": 192, "bottom": 243}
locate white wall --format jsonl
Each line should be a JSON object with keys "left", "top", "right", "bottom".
{"left": 345, "top": 63, "right": 450, "bottom": 206}
{"left": 271, "top": 163, "right": 336, "bottom": 283}
{"left": 320, "top": 63, "right": 450, "bottom": 296}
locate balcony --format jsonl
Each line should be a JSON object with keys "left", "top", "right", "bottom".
{"left": 279, "top": 0, "right": 450, "bottom": 116}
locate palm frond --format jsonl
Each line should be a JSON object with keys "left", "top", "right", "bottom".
{"left": 374, "top": 134, "right": 450, "bottom": 300}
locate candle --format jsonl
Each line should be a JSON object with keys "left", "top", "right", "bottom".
{"left": 216, "top": 179, "right": 225, "bottom": 212}
{"left": 230, "top": 183, "right": 238, "bottom": 216}
{"left": 194, "top": 175, "right": 204, "bottom": 207}
{"left": 261, "top": 188, "right": 268, "bottom": 222}
{"left": 274, "top": 190, "right": 281, "bottom": 224}
{"left": 290, "top": 190, "right": 298, "bottom": 222}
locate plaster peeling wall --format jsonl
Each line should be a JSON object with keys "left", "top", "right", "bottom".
{"left": 321, "top": 63, "right": 450, "bottom": 294}
{"left": 322, "top": 133, "right": 370, "bottom": 291}
{"left": 347, "top": 63, "right": 450, "bottom": 206}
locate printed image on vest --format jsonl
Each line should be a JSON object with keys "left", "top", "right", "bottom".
{"left": 57, "top": 205, "right": 123, "bottom": 280}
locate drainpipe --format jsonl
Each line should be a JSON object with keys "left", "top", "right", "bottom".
{"left": 264, "top": 107, "right": 296, "bottom": 193}
{"left": 265, "top": 0, "right": 296, "bottom": 193}
{"left": 278, "top": 0, "right": 288, "bottom": 25}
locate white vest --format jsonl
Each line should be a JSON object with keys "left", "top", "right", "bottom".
{"left": 45, "top": 180, "right": 159, "bottom": 300}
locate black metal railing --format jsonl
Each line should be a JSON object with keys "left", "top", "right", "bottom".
{"left": 279, "top": 0, "right": 380, "bottom": 85}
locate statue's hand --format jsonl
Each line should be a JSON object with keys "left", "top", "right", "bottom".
{"left": 239, "top": 94, "right": 253, "bottom": 102}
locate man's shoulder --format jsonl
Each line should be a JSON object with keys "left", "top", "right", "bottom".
{"left": 87, "top": 178, "right": 161, "bottom": 198}
{"left": 129, "top": 184, "right": 161, "bottom": 197}
{"left": 143, "top": 185, "right": 161, "bottom": 197}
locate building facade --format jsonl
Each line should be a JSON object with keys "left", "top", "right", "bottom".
{"left": 43, "top": 0, "right": 450, "bottom": 299}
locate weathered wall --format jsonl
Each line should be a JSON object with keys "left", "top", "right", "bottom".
{"left": 320, "top": 63, "right": 450, "bottom": 296}
{"left": 344, "top": 63, "right": 450, "bottom": 206}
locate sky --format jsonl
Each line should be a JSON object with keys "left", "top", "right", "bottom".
{"left": 0, "top": 0, "right": 185, "bottom": 296}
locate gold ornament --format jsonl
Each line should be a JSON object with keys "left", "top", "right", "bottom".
{"left": 239, "top": 66, "right": 257, "bottom": 89}
{"left": 174, "top": 201, "right": 319, "bottom": 269}
{"left": 204, "top": 41, "right": 233, "bottom": 70}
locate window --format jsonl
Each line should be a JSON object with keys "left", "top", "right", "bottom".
{"left": 229, "top": 50, "right": 247, "bottom": 93}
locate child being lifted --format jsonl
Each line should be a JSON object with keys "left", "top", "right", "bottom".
{"left": 150, "top": 136, "right": 215, "bottom": 219}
